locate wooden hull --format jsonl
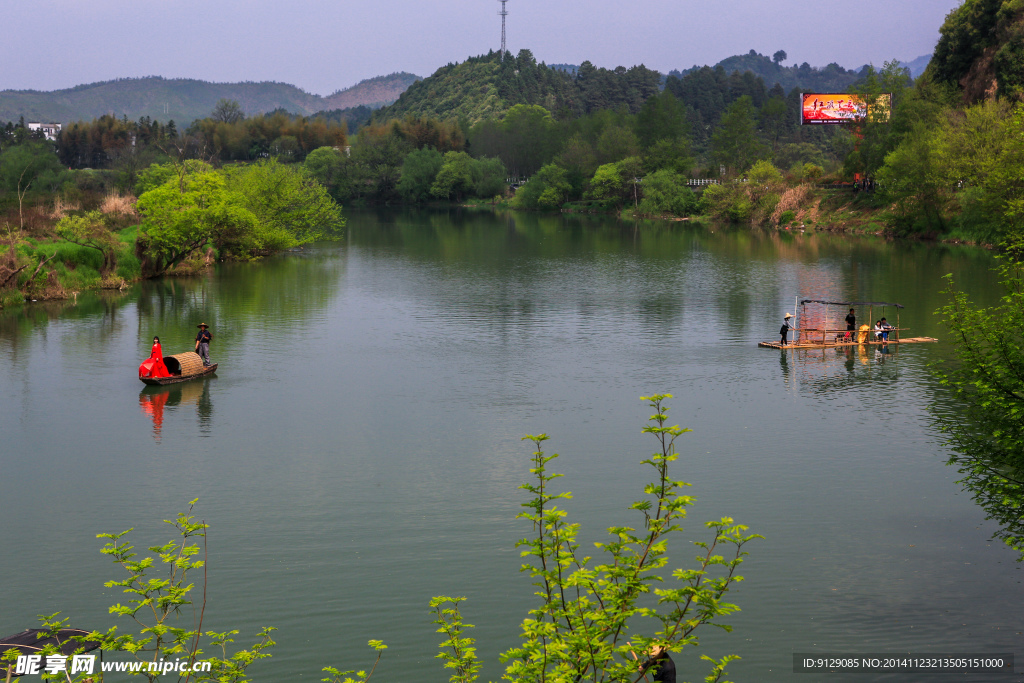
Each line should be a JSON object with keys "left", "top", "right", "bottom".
{"left": 140, "top": 364, "right": 218, "bottom": 385}
{"left": 758, "top": 337, "right": 937, "bottom": 350}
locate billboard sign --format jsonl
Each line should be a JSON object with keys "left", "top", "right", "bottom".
{"left": 801, "top": 93, "right": 891, "bottom": 125}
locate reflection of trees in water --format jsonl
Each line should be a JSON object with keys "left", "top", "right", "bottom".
{"left": 133, "top": 253, "right": 344, "bottom": 356}
{"left": 781, "top": 344, "right": 901, "bottom": 394}
{"left": 934, "top": 387, "right": 1024, "bottom": 559}
{"left": 139, "top": 379, "right": 214, "bottom": 441}
{"left": 347, "top": 209, "right": 1004, "bottom": 350}
{"left": 949, "top": 456, "right": 1024, "bottom": 557}
{"left": 0, "top": 289, "right": 131, "bottom": 363}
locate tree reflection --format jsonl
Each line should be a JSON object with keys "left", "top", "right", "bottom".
{"left": 948, "top": 454, "right": 1024, "bottom": 557}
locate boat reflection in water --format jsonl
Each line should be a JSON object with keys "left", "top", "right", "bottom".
{"left": 779, "top": 343, "right": 902, "bottom": 395}
{"left": 138, "top": 378, "right": 214, "bottom": 441}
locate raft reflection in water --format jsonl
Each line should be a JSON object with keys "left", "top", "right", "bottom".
{"left": 138, "top": 378, "right": 214, "bottom": 440}
{"left": 779, "top": 343, "right": 902, "bottom": 394}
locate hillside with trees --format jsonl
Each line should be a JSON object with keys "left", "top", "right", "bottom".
{"left": 686, "top": 49, "right": 867, "bottom": 93}
{"left": 924, "top": 0, "right": 1024, "bottom": 102}
{"left": 374, "top": 50, "right": 661, "bottom": 123}
{"left": 0, "top": 73, "right": 420, "bottom": 125}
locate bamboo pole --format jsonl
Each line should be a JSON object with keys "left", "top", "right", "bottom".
{"left": 795, "top": 296, "right": 799, "bottom": 344}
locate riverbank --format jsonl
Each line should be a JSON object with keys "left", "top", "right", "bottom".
{"left": 1, "top": 190, "right": 998, "bottom": 313}
{"left": 1, "top": 159, "right": 343, "bottom": 312}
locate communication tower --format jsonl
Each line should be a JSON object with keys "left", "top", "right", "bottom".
{"left": 498, "top": 0, "right": 508, "bottom": 60}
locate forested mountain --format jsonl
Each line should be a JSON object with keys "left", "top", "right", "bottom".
{"left": 0, "top": 73, "right": 420, "bottom": 125}
{"left": 373, "top": 50, "right": 661, "bottom": 123}
{"left": 924, "top": 0, "right": 1024, "bottom": 102}
{"left": 670, "top": 50, "right": 867, "bottom": 93}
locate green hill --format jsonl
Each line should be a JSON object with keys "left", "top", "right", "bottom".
{"left": 925, "top": 0, "right": 1024, "bottom": 102}
{"left": 373, "top": 50, "right": 661, "bottom": 123}
{"left": 0, "top": 73, "right": 420, "bottom": 125}
{"left": 670, "top": 50, "right": 866, "bottom": 93}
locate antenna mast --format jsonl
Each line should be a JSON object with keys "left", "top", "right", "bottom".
{"left": 498, "top": 0, "right": 508, "bottom": 60}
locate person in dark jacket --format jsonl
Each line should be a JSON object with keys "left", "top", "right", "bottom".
{"left": 780, "top": 312, "right": 794, "bottom": 345}
{"left": 195, "top": 323, "right": 213, "bottom": 367}
{"left": 844, "top": 308, "right": 856, "bottom": 339}
{"left": 638, "top": 645, "right": 676, "bottom": 683}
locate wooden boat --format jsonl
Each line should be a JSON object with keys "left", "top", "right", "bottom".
{"left": 140, "top": 351, "right": 217, "bottom": 385}
{"left": 760, "top": 298, "right": 938, "bottom": 350}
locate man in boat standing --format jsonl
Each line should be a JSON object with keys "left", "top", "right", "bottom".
{"left": 845, "top": 308, "right": 856, "bottom": 340}
{"left": 195, "top": 323, "right": 213, "bottom": 367}
{"left": 780, "top": 313, "right": 794, "bottom": 345}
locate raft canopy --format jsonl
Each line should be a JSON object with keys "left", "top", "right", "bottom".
{"left": 1, "top": 627, "right": 101, "bottom": 659}
{"left": 164, "top": 351, "right": 205, "bottom": 377}
{"left": 799, "top": 299, "right": 904, "bottom": 309}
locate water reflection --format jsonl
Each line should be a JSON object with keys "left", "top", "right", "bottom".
{"left": 138, "top": 379, "right": 214, "bottom": 440}
{"left": 778, "top": 344, "right": 902, "bottom": 393}
{"left": 951, "top": 460, "right": 1024, "bottom": 557}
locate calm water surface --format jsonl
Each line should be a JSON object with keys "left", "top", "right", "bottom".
{"left": 1, "top": 208, "right": 1021, "bottom": 682}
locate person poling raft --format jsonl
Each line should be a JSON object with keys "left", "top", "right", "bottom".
{"left": 758, "top": 299, "right": 938, "bottom": 349}
{"left": 138, "top": 323, "right": 218, "bottom": 385}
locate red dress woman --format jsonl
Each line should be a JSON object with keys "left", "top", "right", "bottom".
{"left": 139, "top": 336, "right": 171, "bottom": 378}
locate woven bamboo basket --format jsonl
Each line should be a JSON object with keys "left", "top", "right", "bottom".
{"left": 165, "top": 352, "right": 205, "bottom": 377}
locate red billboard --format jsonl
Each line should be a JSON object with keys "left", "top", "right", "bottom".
{"left": 801, "top": 93, "right": 891, "bottom": 125}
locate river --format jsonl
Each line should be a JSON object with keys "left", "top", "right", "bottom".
{"left": 1, "top": 207, "right": 1021, "bottom": 682}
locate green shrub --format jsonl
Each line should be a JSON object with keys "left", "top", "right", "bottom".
{"left": 802, "top": 163, "right": 825, "bottom": 182}
{"left": 637, "top": 170, "right": 698, "bottom": 217}
{"left": 512, "top": 164, "right": 571, "bottom": 210}
{"left": 0, "top": 289, "right": 24, "bottom": 309}
{"left": 699, "top": 183, "right": 752, "bottom": 223}
{"left": 115, "top": 250, "right": 141, "bottom": 280}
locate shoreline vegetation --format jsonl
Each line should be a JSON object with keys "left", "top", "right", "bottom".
{"left": 0, "top": 180, "right": 996, "bottom": 313}
{"left": 6, "top": 1, "right": 1024, "bottom": 310}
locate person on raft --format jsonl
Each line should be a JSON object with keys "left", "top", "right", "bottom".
{"left": 195, "top": 323, "right": 213, "bottom": 367}
{"left": 139, "top": 336, "right": 171, "bottom": 378}
{"left": 880, "top": 317, "right": 893, "bottom": 341}
{"left": 845, "top": 308, "right": 856, "bottom": 339}
{"left": 632, "top": 644, "right": 676, "bottom": 683}
{"left": 780, "top": 313, "right": 794, "bottom": 345}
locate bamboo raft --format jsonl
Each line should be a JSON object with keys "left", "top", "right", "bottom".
{"left": 140, "top": 351, "right": 218, "bottom": 385}
{"left": 759, "top": 336, "right": 938, "bottom": 350}
{"left": 759, "top": 298, "right": 938, "bottom": 350}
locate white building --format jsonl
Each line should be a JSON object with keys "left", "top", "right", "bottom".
{"left": 27, "top": 122, "right": 62, "bottom": 141}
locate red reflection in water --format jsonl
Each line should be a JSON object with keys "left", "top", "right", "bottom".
{"left": 139, "top": 390, "right": 170, "bottom": 440}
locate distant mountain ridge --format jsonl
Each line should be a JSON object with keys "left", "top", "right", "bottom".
{"left": 899, "top": 55, "right": 932, "bottom": 79}
{"left": 669, "top": 50, "right": 866, "bottom": 93}
{"left": 322, "top": 72, "right": 421, "bottom": 110}
{"left": 0, "top": 72, "right": 420, "bottom": 125}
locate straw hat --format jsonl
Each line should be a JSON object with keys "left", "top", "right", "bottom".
{"left": 196, "top": 322, "right": 209, "bottom": 328}
{"left": 784, "top": 313, "right": 793, "bottom": 319}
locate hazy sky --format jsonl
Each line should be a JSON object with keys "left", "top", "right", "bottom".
{"left": 2, "top": 0, "right": 961, "bottom": 95}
